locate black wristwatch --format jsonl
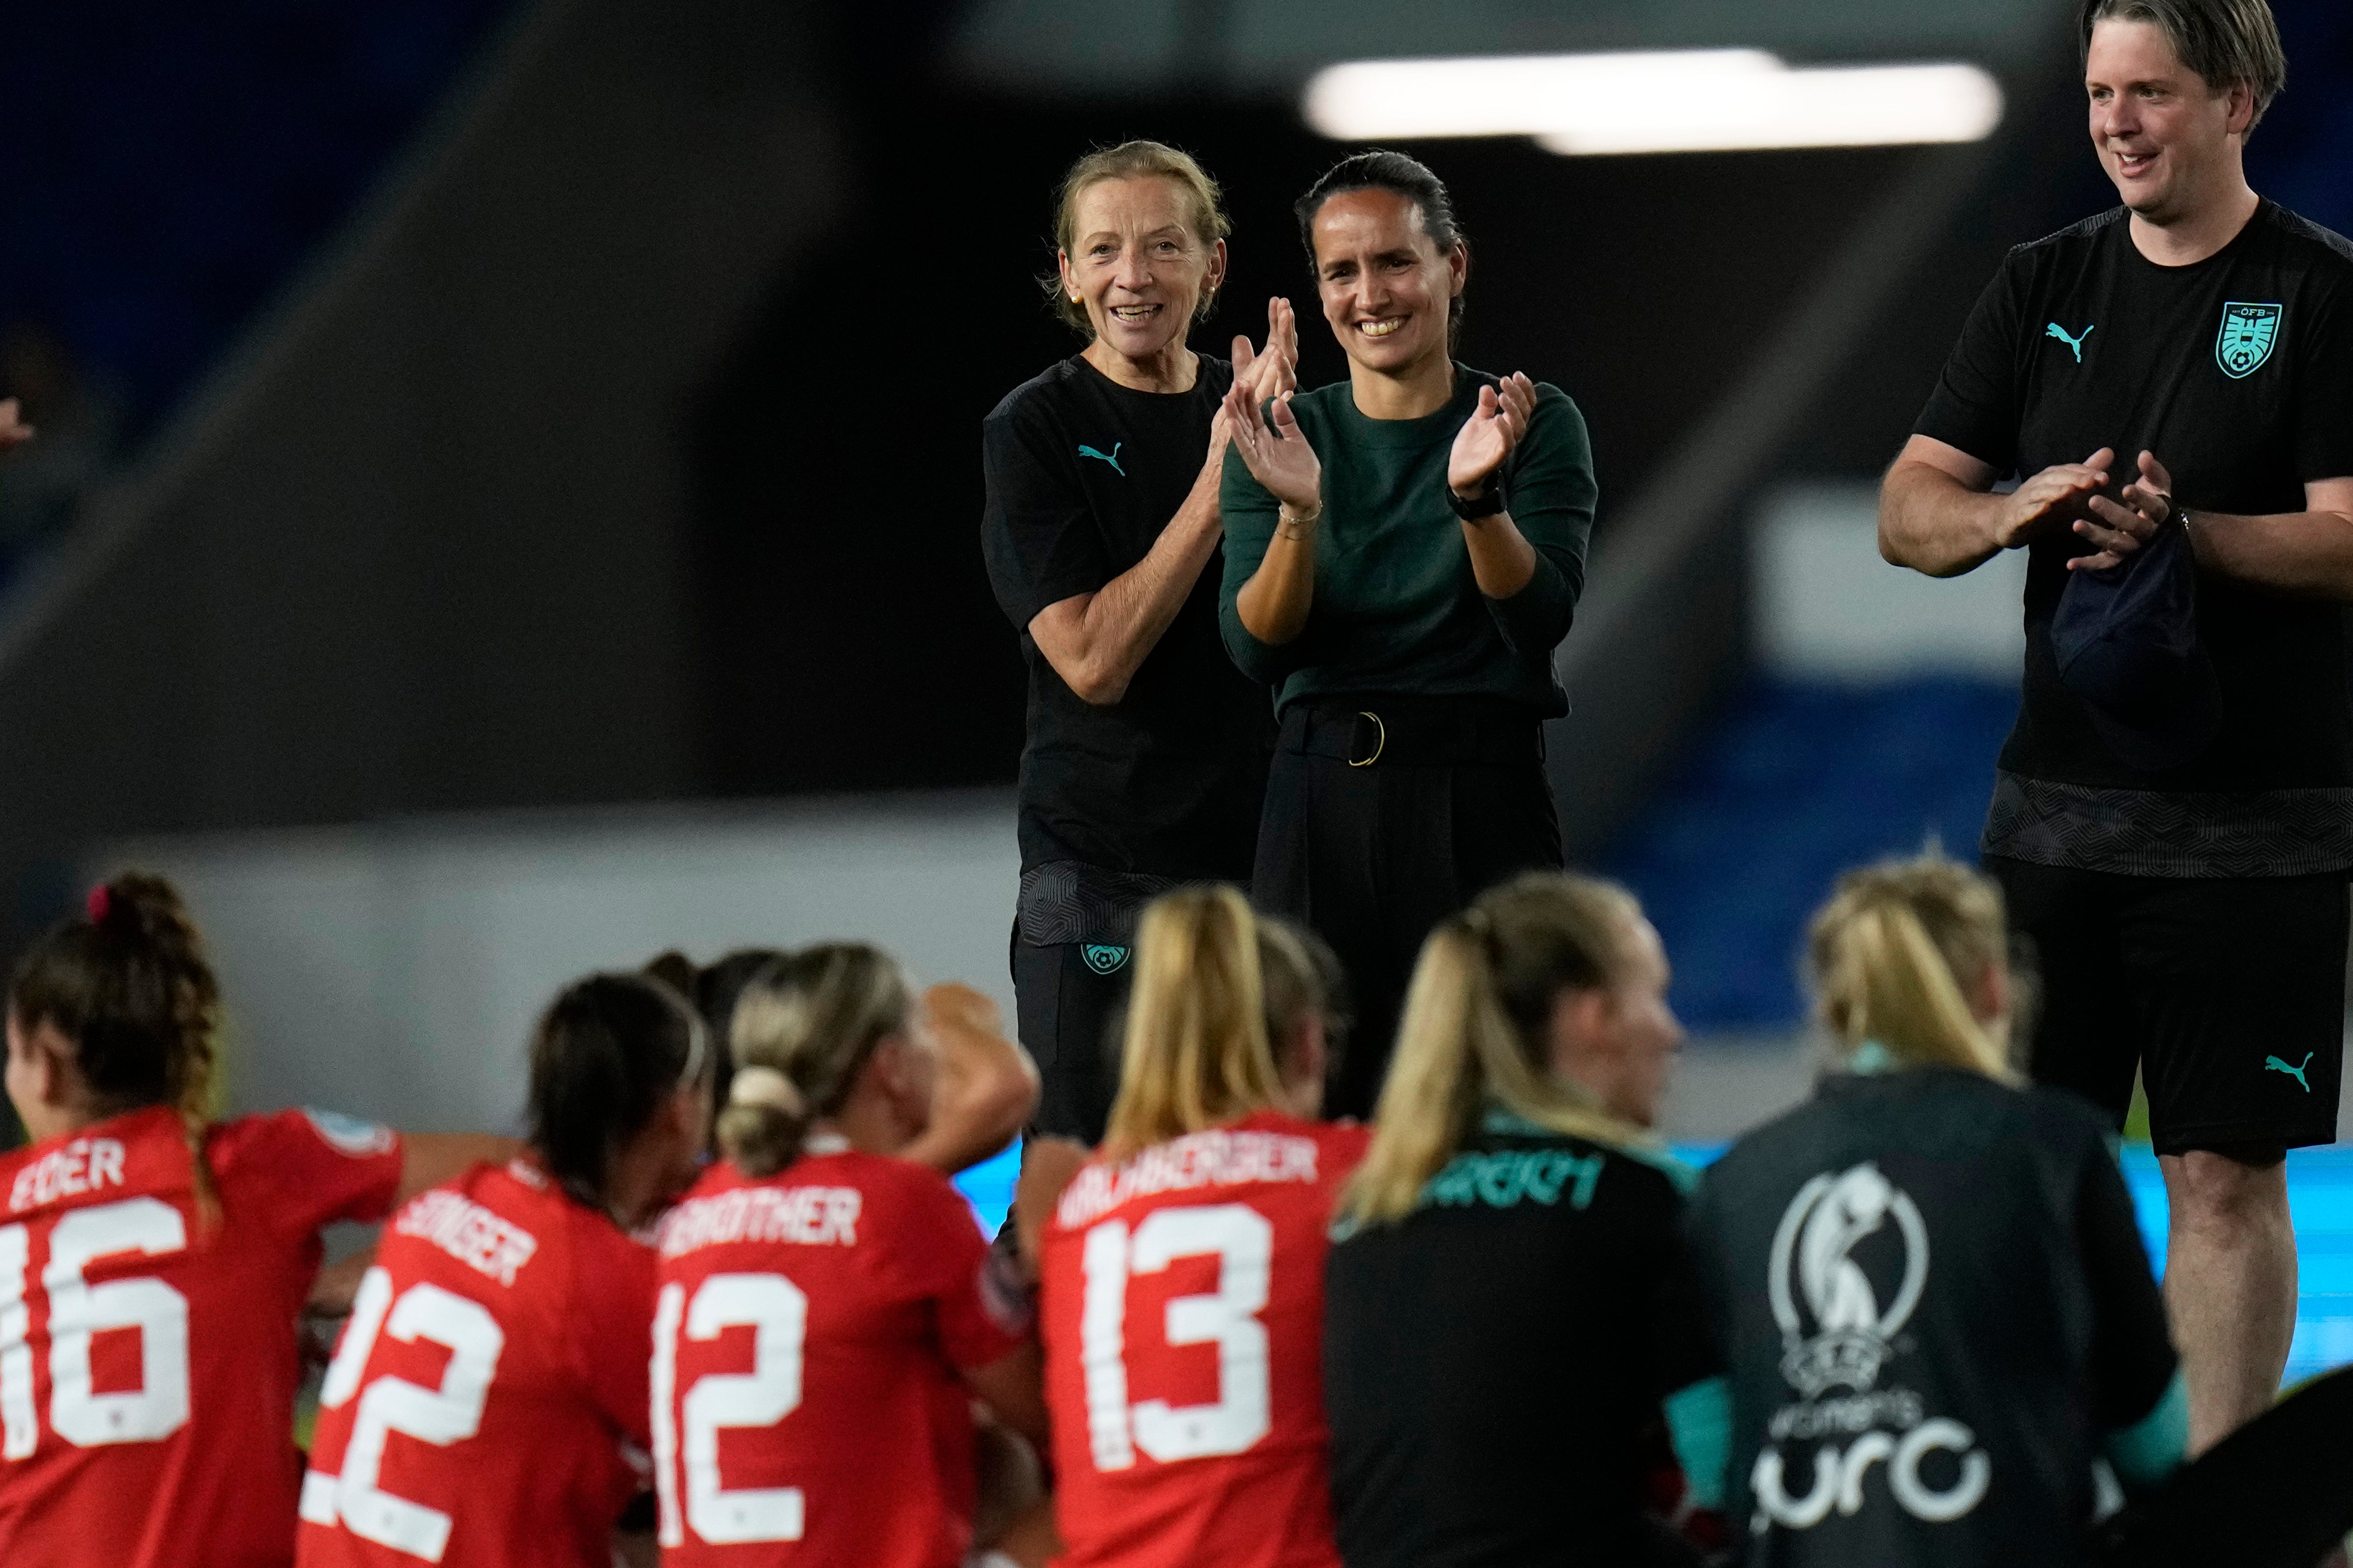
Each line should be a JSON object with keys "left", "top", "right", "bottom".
{"left": 1447, "top": 478, "right": 1506, "bottom": 520}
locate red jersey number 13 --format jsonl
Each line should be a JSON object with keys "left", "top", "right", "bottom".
{"left": 1081, "top": 1203, "right": 1273, "bottom": 1471}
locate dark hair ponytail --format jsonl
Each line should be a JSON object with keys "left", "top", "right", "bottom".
{"left": 11, "top": 872, "right": 224, "bottom": 1215}
{"left": 1294, "top": 149, "right": 1468, "bottom": 337}
{"left": 527, "top": 973, "right": 706, "bottom": 1211}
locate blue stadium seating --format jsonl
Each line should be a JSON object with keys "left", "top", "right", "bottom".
{"left": 1600, "top": 676, "right": 2018, "bottom": 1032}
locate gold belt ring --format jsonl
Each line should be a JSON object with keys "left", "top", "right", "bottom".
{"left": 1349, "top": 711, "right": 1386, "bottom": 768}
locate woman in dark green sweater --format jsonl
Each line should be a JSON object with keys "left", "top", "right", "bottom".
{"left": 1219, "top": 150, "right": 1597, "bottom": 1117}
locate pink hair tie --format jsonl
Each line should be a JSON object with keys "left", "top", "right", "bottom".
{"left": 86, "top": 884, "right": 111, "bottom": 925}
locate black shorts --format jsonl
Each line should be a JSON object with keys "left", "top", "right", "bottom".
{"left": 1987, "top": 857, "right": 2349, "bottom": 1155}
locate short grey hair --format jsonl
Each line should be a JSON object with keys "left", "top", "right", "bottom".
{"left": 2079, "top": 0, "right": 2288, "bottom": 134}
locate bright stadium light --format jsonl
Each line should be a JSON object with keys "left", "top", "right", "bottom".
{"left": 1301, "top": 51, "right": 2004, "bottom": 155}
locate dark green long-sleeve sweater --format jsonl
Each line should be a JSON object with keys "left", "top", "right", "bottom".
{"left": 1218, "top": 365, "right": 1596, "bottom": 716}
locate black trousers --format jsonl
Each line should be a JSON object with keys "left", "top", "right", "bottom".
{"left": 1011, "top": 928, "right": 1132, "bottom": 1143}
{"left": 1253, "top": 697, "right": 1562, "bottom": 1120}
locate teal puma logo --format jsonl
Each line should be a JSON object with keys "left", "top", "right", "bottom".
{"left": 2046, "top": 321, "right": 2095, "bottom": 362}
{"left": 2265, "top": 1052, "right": 2314, "bottom": 1093}
{"left": 1077, "top": 442, "right": 1125, "bottom": 475}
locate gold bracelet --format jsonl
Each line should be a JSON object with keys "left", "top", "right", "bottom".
{"left": 1276, "top": 503, "right": 1323, "bottom": 540}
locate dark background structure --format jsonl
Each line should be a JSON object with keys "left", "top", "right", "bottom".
{"left": 0, "top": 0, "right": 2345, "bottom": 964}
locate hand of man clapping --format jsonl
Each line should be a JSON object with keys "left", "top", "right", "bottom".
{"left": 1990, "top": 447, "right": 2113, "bottom": 553}
{"left": 2071, "top": 449, "right": 2174, "bottom": 571}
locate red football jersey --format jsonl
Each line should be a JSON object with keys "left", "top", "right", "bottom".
{"left": 0, "top": 1104, "right": 403, "bottom": 1568}
{"left": 650, "top": 1144, "right": 1029, "bottom": 1567}
{"left": 1039, "top": 1112, "right": 1369, "bottom": 1568}
{"left": 295, "top": 1158, "right": 655, "bottom": 1568}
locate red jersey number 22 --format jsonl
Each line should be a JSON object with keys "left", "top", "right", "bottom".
{"left": 303, "top": 1265, "right": 506, "bottom": 1562}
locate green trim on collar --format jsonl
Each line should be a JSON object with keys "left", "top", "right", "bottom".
{"left": 1480, "top": 1105, "right": 1553, "bottom": 1138}
{"left": 1849, "top": 1040, "right": 1902, "bottom": 1075}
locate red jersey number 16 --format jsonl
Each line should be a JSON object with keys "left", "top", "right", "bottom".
{"left": 0, "top": 1198, "right": 194, "bottom": 1456}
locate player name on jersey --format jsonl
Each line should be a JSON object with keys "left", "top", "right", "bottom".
{"left": 7, "top": 1136, "right": 127, "bottom": 1213}
{"left": 393, "top": 1186, "right": 540, "bottom": 1288}
{"left": 657, "top": 1183, "right": 863, "bottom": 1258}
{"left": 1055, "top": 1128, "right": 1325, "bottom": 1230}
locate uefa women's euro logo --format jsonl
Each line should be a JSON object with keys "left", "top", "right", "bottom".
{"left": 1769, "top": 1162, "right": 1928, "bottom": 1398}
{"left": 1751, "top": 1162, "right": 1990, "bottom": 1534}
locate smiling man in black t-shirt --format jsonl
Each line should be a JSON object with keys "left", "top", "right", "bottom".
{"left": 1879, "top": 0, "right": 2353, "bottom": 1455}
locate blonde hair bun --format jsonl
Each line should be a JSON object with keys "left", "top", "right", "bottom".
{"left": 728, "top": 1064, "right": 804, "bottom": 1116}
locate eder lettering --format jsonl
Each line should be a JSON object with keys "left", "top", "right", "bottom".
{"left": 9, "top": 1139, "right": 128, "bottom": 1214}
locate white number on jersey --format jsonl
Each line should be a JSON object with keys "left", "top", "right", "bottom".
{"left": 1080, "top": 1202, "right": 1272, "bottom": 1471}
{"left": 0, "top": 1196, "right": 193, "bottom": 1458}
{"left": 653, "top": 1273, "right": 809, "bottom": 1547}
{"left": 301, "top": 1267, "right": 506, "bottom": 1563}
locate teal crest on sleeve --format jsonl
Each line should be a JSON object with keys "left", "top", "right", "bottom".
{"left": 2215, "top": 302, "right": 2282, "bottom": 379}
{"left": 1081, "top": 942, "right": 1131, "bottom": 976}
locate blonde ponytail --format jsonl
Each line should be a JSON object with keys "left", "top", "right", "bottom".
{"left": 1338, "top": 873, "right": 1650, "bottom": 1230}
{"left": 717, "top": 944, "right": 910, "bottom": 1178}
{"left": 1101, "top": 886, "right": 1312, "bottom": 1162}
{"left": 1806, "top": 854, "right": 2015, "bottom": 1081}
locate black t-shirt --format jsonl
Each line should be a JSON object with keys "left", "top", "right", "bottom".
{"left": 1323, "top": 1111, "right": 1717, "bottom": 1567}
{"left": 1916, "top": 201, "right": 2353, "bottom": 876}
{"left": 981, "top": 355, "right": 1274, "bottom": 885}
{"left": 1686, "top": 1069, "right": 2177, "bottom": 1567}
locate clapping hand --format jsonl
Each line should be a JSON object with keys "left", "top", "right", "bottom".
{"left": 1222, "top": 373, "right": 1322, "bottom": 513}
{"left": 1993, "top": 448, "right": 2110, "bottom": 553}
{"left": 2072, "top": 449, "right": 2171, "bottom": 571}
{"left": 1232, "top": 297, "right": 1298, "bottom": 408}
{"left": 1448, "top": 373, "right": 1536, "bottom": 498}
{"left": 0, "top": 399, "right": 30, "bottom": 454}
